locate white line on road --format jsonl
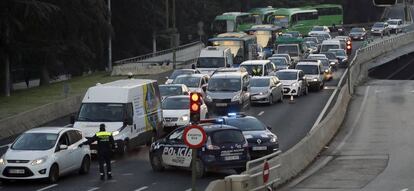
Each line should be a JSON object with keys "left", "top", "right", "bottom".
{"left": 258, "top": 111, "right": 264, "bottom": 116}
{"left": 36, "top": 184, "right": 58, "bottom": 191}
{"left": 135, "top": 186, "right": 149, "bottom": 191}
{"left": 401, "top": 188, "right": 408, "bottom": 191}
{"left": 122, "top": 173, "right": 134, "bottom": 176}
{"left": 324, "top": 86, "right": 337, "bottom": 90}
{"left": 86, "top": 187, "right": 100, "bottom": 191}
{"left": 185, "top": 189, "right": 192, "bottom": 191}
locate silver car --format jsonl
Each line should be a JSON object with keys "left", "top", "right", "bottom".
{"left": 250, "top": 76, "right": 283, "bottom": 105}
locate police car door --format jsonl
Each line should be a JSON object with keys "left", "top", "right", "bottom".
{"left": 161, "top": 128, "right": 192, "bottom": 168}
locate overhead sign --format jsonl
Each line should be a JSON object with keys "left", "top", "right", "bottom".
{"left": 263, "top": 161, "right": 270, "bottom": 183}
{"left": 183, "top": 125, "right": 206, "bottom": 149}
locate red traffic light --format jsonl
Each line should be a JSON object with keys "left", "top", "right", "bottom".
{"left": 190, "top": 92, "right": 201, "bottom": 123}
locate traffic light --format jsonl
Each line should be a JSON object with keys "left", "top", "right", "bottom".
{"left": 373, "top": 0, "right": 396, "bottom": 7}
{"left": 190, "top": 92, "right": 201, "bottom": 123}
{"left": 346, "top": 40, "right": 352, "bottom": 55}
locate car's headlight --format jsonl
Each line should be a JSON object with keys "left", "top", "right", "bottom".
{"left": 292, "top": 82, "right": 298, "bottom": 87}
{"left": 313, "top": 78, "right": 318, "bottom": 81}
{"left": 325, "top": 69, "right": 329, "bottom": 73}
{"left": 231, "top": 94, "right": 241, "bottom": 102}
{"left": 259, "top": 91, "right": 269, "bottom": 95}
{"left": 270, "top": 136, "right": 278, "bottom": 143}
{"left": 180, "top": 115, "right": 189, "bottom": 121}
{"left": 330, "top": 62, "right": 335, "bottom": 65}
{"left": 31, "top": 157, "right": 47, "bottom": 166}
{"left": 112, "top": 130, "right": 120, "bottom": 136}
{"left": 0, "top": 156, "right": 5, "bottom": 165}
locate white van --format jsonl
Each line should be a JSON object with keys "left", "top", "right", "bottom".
{"left": 240, "top": 60, "right": 276, "bottom": 76}
{"left": 73, "top": 79, "right": 163, "bottom": 155}
{"left": 295, "top": 59, "right": 325, "bottom": 90}
{"left": 196, "top": 46, "right": 233, "bottom": 76}
{"left": 320, "top": 40, "right": 341, "bottom": 53}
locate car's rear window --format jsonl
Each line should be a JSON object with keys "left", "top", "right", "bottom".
{"left": 211, "top": 130, "right": 245, "bottom": 144}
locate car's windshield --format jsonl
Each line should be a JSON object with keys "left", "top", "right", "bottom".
{"left": 373, "top": 23, "right": 384, "bottom": 28}
{"left": 321, "top": 45, "right": 339, "bottom": 53}
{"left": 162, "top": 97, "right": 189, "bottom": 110}
{"left": 320, "top": 59, "right": 330, "bottom": 67}
{"left": 225, "top": 117, "right": 266, "bottom": 131}
{"left": 296, "top": 65, "right": 319, "bottom": 75}
{"left": 159, "top": 85, "right": 183, "bottom": 97}
{"left": 276, "top": 71, "right": 297, "bottom": 80}
{"left": 388, "top": 21, "right": 398, "bottom": 25}
{"left": 286, "top": 32, "right": 299, "bottom": 38}
{"left": 12, "top": 133, "right": 58, "bottom": 151}
{"left": 78, "top": 103, "right": 125, "bottom": 122}
{"left": 172, "top": 76, "right": 200, "bottom": 88}
{"left": 329, "top": 50, "right": 346, "bottom": 56}
{"left": 312, "top": 26, "right": 324, "bottom": 31}
{"left": 304, "top": 38, "right": 317, "bottom": 44}
{"left": 242, "top": 64, "right": 264, "bottom": 76}
{"left": 212, "top": 130, "right": 245, "bottom": 144}
{"left": 250, "top": 78, "right": 270, "bottom": 87}
{"left": 351, "top": 28, "right": 364, "bottom": 32}
{"left": 304, "top": 41, "right": 317, "bottom": 47}
{"left": 197, "top": 57, "right": 225, "bottom": 68}
{"left": 170, "top": 70, "right": 194, "bottom": 79}
{"left": 269, "top": 58, "right": 287, "bottom": 66}
{"left": 208, "top": 77, "right": 241, "bottom": 92}
{"left": 324, "top": 53, "right": 336, "bottom": 59}
{"left": 277, "top": 45, "right": 299, "bottom": 57}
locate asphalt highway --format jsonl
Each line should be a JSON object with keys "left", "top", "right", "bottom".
{"left": 0, "top": 40, "right": 363, "bottom": 191}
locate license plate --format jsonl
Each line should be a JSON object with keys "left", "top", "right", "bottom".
{"left": 216, "top": 103, "right": 227, "bottom": 107}
{"left": 91, "top": 150, "right": 97, "bottom": 154}
{"left": 9, "top": 169, "right": 25, "bottom": 174}
{"left": 224, "top": 155, "right": 240, "bottom": 161}
{"left": 252, "top": 146, "right": 267, "bottom": 151}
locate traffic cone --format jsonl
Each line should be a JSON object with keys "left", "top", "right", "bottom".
{"left": 289, "top": 95, "right": 295, "bottom": 104}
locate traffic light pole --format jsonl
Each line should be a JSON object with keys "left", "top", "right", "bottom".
{"left": 191, "top": 148, "right": 197, "bottom": 191}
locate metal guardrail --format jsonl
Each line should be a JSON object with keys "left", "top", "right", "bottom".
{"left": 114, "top": 41, "right": 203, "bottom": 65}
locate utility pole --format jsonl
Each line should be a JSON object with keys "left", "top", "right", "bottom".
{"left": 108, "top": 0, "right": 112, "bottom": 72}
{"left": 166, "top": 0, "right": 169, "bottom": 29}
{"left": 172, "top": 0, "right": 177, "bottom": 69}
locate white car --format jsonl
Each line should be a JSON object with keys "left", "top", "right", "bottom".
{"left": 0, "top": 127, "right": 91, "bottom": 183}
{"left": 162, "top": 95, "right": 208, "bottom": 131}
{"left": 387, "top": 19, "right": 403, "bottom": 34}
{"left": 275, "top": 69, "right": 308, "bottom": 96}
{"left": 172, "top": 74, "right": 209, "bottom": 97}
{"left": 308, "top": 26, "right": 331, "bottom": 36}
{"left": 159, "top": 84, "right": 190, "bottom": 100}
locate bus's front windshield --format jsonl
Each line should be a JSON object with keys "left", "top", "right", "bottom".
{"left": 197, "top": 57, "right": 225, "bottom": 68}
{"left": 277, "top": 46, "right": 299, "bottom": 57}
{"left": 78, "top": 103, "right": 125, "bottom": 122}
{"left": 255, "top": 30, "right": 272, "bottom": 48}
{"left": 272, "top": 15, "right": 289, "bottom": 28}
{"left": 212, "top": 20, "right": 235, "bottom": 34}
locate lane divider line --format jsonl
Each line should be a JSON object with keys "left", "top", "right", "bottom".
{"left": 258, "top": 111, "right": 264, "bottom": 116}
{"left": 401, "top": 188, "right": 409, "bottom": 191}
{"left": 86, "top": 187, "right": 100, "bottom": 191}
{"left": 135, "top": 186, "right": 149, "bottom": 191}
{"left": 36, "top": 184, "right": 58, "bottom": 191}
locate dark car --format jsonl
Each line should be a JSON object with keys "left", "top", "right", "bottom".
{"left": 149, "top": 124, "right": 249, "bottom": 178}
{"left": 349, "top": 27, "right": 367, "bottom": 40}
{"left": 220, "top": 114, "right": 279, "bottom": 158}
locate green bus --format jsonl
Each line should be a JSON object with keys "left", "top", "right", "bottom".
{"left": 270, "top": 8, "right": 319, "bottom": 35}
{"left": 212, "top": 12, "right": 256, "bottom": 35}
{"left": 303, "top": 4, "right": 343, "bottom": 26}
{"left": 208, "top": 32, "right": 258, "bottom": 66}
{"left": 249, "top": 7, "right": 277, "bottom": 24}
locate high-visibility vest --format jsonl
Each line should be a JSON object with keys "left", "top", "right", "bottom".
{"left": 96, "top": 131, "right": 112, "bottom": 142}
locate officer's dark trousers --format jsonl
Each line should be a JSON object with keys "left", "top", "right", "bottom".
{"left": 98, "top": 153, "right": 111, "bottom": 176}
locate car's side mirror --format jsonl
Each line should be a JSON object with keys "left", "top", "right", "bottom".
{"left": 124, "top": 117, "right": 133, "bottom": 126}
{"left": 165, "top": 76, "right": 169, "bottom": 80}
{"left": 267, "top": 126, "right": 272, "bottom": 130}
{"left": 59, "top": 144, "right": 68, "bottom": 151}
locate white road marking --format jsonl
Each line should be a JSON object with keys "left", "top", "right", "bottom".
{"left": 324, "top": 86, "right": 336, "bottom": 90}
{"left": 36, "top": 184, "right": 58, "bottom": 191}
{"left": 258, "top": 111, "right": 264, "bottom": 116}
{"left": 111, "top": 160, "right": 116, "bottom": 164}
{"left": 401, "top": 188, "right": 408, "bottom": 191}
{"left": 86, "top": 187, "right": 100, "bottom": 191}
{"left": 185, "top": 189, "right": 192, "bottom": 191}
{"left": 334, "top": 86, "right": 370, "bottom": 153}
{"left": 122, "top": 173, "right": 134, "bottom": 176}
{"left": 135, "top": 186, "right": 149, "bottom": 191}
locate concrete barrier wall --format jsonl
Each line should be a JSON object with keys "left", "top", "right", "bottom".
{"left": 0, "top": 95, "right": 82, "bottom": 140}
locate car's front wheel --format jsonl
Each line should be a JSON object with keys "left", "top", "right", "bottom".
{"left": 150, "top": 154, "right": 165, "bottom": 172}
{"left": 269, "top": 95, "right": 273, "bottom": 105}
{"left": 79, "top": 155, "right": 91, "bottom": 175}
{"left": 48, "top": 164, "right": 59, "bottom": 183}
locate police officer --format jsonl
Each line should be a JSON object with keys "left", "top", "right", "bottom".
{"left": 252, "top": 66, "right": 262, "bottom": 76}
{"left": 80, "top": 124, "right": 115, "bottom": 180}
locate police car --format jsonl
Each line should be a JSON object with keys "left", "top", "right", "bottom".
{"left": 149, "top": 124, "right": 249, "bottom": 178}
{"left": 220, "top": 113, "right": 279, "bottom": 158}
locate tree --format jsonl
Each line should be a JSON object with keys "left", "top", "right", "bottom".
{"left": 0, "top": 0, "right": 58, "bottom": 96}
